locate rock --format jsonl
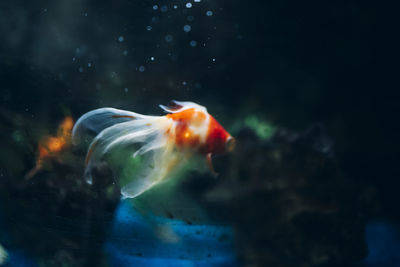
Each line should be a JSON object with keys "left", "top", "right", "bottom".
{"left": 181, "top": 125, "right": 378, "bottom": 266}
{"left": 0, "top": 134, "right": 120, "bottom": 267}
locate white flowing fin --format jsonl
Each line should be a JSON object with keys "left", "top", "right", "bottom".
{"left": 84, "top": 117, "right": 163, "bottom": 185}
{"left": 132, "top": 137, "right": 167, "bottom": 157}
{"left": 120, "top": 148, "right": 165, "bottom": 199}
{"left": 72, "top": 107, "right": 155, "bottom": 147}
{"left": 120, "top": 140, "right": 181, "bottom": 199}
{"left": 159, "top": 100, "right": 207, "bottom": 114}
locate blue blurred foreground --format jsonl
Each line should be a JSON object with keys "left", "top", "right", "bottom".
{"left": 361, "top": 220, "right": 400, "bottom": 267}
{"left": 105, "top": 199, "right": 237, "bottom": 267}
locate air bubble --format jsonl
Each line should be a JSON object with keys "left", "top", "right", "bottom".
{"left": 165, "top": 34, "right": 174, "bottom": 43}
{"left": 190, "top": 40, "right": 197, "bottom": 47}
{"left": 160, "top": 5, "right": 168, "bottom": 12}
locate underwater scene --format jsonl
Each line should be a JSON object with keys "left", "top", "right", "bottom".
{"left": 0, "top": 0, "right": 398, "bottom": 266}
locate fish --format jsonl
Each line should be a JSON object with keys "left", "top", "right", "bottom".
{"left": 25, "top": 116, "right": 74, "bottom": 179}
{"left": 72, "top": 101, "right": 235, "bottom": 199}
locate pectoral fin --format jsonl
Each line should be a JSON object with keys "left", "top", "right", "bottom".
{"left": 206, "top": 153, "right": 218, "bottom": 177}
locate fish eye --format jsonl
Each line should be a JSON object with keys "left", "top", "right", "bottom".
{"left": 225, "top": 136, "right": 236, "bottom": 152}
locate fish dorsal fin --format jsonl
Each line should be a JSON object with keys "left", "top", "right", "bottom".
{"left": 159, "top": 100, "right": 207, "bottom": 113}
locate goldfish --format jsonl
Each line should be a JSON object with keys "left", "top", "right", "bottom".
{"left": 72, "top": 101, "right": 235, "bottom": 198}
{"left": 25, "top": 116, "right": 74, "bottom": 179}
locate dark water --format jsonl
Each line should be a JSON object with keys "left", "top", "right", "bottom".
{"left": 0, "top": 0, "right": 398, "bottom": 266}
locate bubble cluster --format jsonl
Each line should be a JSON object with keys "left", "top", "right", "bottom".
{"left": 79, "top": 0, "right": 222, "bottom": 85}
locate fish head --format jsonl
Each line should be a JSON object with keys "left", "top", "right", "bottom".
{"left": 204, "top": 115, "right": 235, "bottom": 154}
{"left": 162, "top": 101, "right": 235, "bottom": 154}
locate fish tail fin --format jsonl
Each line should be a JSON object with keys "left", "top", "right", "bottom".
{"left": 83, "top": 114, "right": 176, "bottom": 196}
{"left": 72, "top": 107, "right": 154, "bottom": 148}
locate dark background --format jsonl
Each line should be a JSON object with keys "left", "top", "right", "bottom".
{"left": 0, "top": 0, "right": 399, "bottom": 265}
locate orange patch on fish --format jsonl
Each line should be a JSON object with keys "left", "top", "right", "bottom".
{"left": 167, "top": 109, "right": 205, "bottom": 149}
